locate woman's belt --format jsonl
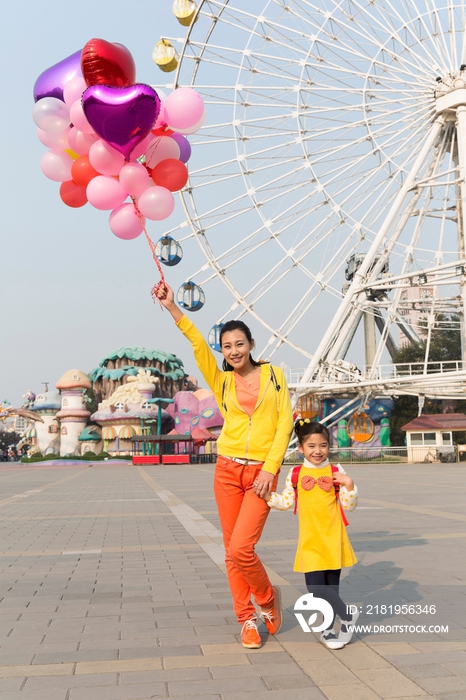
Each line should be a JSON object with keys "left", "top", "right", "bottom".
{"left": 225, "top": 456, "right": 263, "bottom": 466}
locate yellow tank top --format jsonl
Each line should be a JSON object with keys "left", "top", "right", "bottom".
{"left": 294, "top": 463, "right": 358, "bottom": 573}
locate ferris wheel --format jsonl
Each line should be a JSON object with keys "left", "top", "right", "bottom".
{"left": 157, "top": 0, "right": 466, "bottom": 401}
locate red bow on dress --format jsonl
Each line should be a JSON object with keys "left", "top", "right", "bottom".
{"left": 301, "top": 474, "right": 334, "bottom": 492}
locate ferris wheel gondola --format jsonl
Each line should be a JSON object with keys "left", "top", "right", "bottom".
{"left": 155, "top": 236, "right": 183, "bottom": 267}
{"left": 177, "top": 280, "right": 205, "bottom": 311}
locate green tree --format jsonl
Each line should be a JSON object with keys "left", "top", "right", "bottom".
{"left": 390, "top": 314, "right": 464, "bottom": 445}
{"left": 83, "top": 387, "right": 99, "bottom": 416}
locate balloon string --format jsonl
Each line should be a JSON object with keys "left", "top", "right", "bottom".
{"left": 131, "top": 197, "right": 166, "bottom": 306}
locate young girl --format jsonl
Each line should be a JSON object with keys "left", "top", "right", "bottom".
{"left": 262, "top": 419, "right": 359, "bottom": 649}
{"left": 156, "top": 284, "right": 293, "bottom": 649}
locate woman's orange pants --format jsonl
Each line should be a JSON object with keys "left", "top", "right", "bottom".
{"left": 214, "top": 455, "right": 279, "bottom": 623}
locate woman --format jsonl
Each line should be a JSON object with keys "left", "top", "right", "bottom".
{"left": 157, "top": 284, "right": 293, "bottom": 648}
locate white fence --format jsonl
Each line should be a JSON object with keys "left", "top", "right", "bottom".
{"left": 285, "top": 446, "right": 458, "bottom": 464}
{"left": 284, "top": 361, "right": 466, "bottom": 386}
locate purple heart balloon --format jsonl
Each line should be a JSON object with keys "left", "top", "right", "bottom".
{"left": 82, "top": 84, "right": 160, "bottom": 160}
{"left": 34, "top": 50, "right": 83, "bottom": 102}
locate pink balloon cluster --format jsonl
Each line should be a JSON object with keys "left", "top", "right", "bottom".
{"left": 33, "top": 44, "right": 205, "bottom": 241}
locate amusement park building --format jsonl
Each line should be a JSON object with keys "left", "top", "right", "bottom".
{"left": 401, "top": 413, "right": 466, "bottom": 462}
{"left": 23, "top": 347, "right": 223, "bottom": 458}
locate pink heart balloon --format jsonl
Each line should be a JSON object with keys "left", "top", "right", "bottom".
{"left": 82, "top": 84, "right": 160, "bottom": 160}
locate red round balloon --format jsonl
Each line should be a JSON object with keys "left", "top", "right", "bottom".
{"left": 151, "top": 126, "right": 174, "bottom": 137}
{"left": 81, "top": 39, "right": 136, "bottom": 88}
{"left": 151, "top": 159, "right": 188, "bottom": 192}
{"left": 71, "top": 156, "right": 100, "bottom": 187}
{"left": 60, "top": 180, "right": 88, "bottom": 208}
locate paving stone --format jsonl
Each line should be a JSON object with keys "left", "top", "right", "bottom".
{"left": 318, "top": 686, "right": 383, "bottom": 700}
{"left": 387, "top": 650, "right": 466, "bottom": 666}
{"left": 24, "top": 673, "right": 118, "bottom": 690}
{"left": 168, "top": 676, "right": 267, "bottom": 695}
{"left": 69, "top": 683, "right": 166, "bottom": 699}
{"left": 443, "top": 660, "right": 466, "bottom": 674}
{"left": 163, "top": 653, "right": 251, "bottom": 669}
{"left": 401, "top": 663, "right": 455, "bottom": 679}
{"left": 119, "top": 667, "right": 211, "bottom": 683}
{"left": 0, "top": 463, "right": 463, "bottom": 700}
{"left": 210, "top": 660, "right": 305, "bottom": 678}
{"left": 416, "top": 675, "right": 466, "bottom": 693}
{"left": 0, "top": 691, "right": 68, "bottom": 700}
{"left": 298, "top": 658, "right": 361, "bottom": 686}
{"left": 32, "top": 649, "right": 119, "bottom": 664}
{"left": 119, "top": 645, "right": 202, "bottom": 659}
{"left": 0, "top": 677, "right": 24, "bottom": 691}
{"left": 222, "top": 689, "right": 327, "bottom": 700}
{"left": 354, "top": 667, "right": 429, "bottom": 697}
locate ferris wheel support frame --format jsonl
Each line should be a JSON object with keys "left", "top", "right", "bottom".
{"left": 454, "top": 104, "right": 466, "bottom": 363}
{"left": 295, "top": 115, "right": 447, "bottom": 401}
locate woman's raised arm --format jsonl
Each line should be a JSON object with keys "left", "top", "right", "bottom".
{"left": 156, "top": 284, "right": 183, "bottom": 322}
{"left": 156, "top": 284, "right": 223, "bottom": 395}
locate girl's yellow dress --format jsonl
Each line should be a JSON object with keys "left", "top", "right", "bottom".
{"left": 294, "top": 463, "right": 357, "bottom": 573}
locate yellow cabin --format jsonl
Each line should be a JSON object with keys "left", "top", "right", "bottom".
{"left": 173, "top": 0, "right": 198, "bottom": 26}
{"left": 152, "top": 39, "right": 179, "bottom": 73}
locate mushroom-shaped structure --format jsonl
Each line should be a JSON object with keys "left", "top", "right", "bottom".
{"left": 56, "top": 369, "right": 91, "bottom": 456}
{"left": 90, "top": 369, "right": 175, "bottom": 454}
{"left": 89, "top": 347, "right": 185, "bottom": 404}
{"left": 29, "top": 390, "right": 61, "bottom": 454}
{"left": 78, "top": 426, "right": 102, "bottom": 455}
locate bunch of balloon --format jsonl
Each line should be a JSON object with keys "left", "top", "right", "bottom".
{"left": 32, "top": 38, "right": 205, "bottom": 241}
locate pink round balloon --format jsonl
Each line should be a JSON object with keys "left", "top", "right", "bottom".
{"left": 164, "top": 88, "right": 204, "bottom": 130}
{"left": 131, "top": 134, "right": 151, "bottom": 160}
{"left": 138, "top": 185, "right": 175, "bottom": 221}
{"left": 40, "top": 150, "right": 73, "bottom": 182}
{"left": 119, "top": 162, "right": 149, "bottom": 196}
{"left": 37, "top": 126, "right": 70, "bottom": 150}
{"left": 67, "top": 127, "right": 97, "bottom": 155}
{"left": 69, "top": 99, "right": 94, "bottom": 134}
{"left": 173, "top": 109, "right": 206, "bottom": 135}
{"left": 63, "top": 77, "right": 87, "bottom": 106}
{"left": 152, "top": 103, "right": 168, "bottom": 131}
{"left": 145, "top": 136, "right": 180, "bottom": 168}
{"left": 86, "top": 175, "right": 127, "bottom": 210}
{"left": 33, "top": 97, "right": 70, "bottom": 133}
{"left": 109, "top": 203, "right": 144, "bottom": 240}
{"left": 89, "top": 139, "right": 125, "bottom": 176}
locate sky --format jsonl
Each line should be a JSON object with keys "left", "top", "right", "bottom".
{"left": 1, "top": 1, "right": 213, "bottom": 406}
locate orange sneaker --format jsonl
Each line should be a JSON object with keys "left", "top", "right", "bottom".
{"left": 260, "top": 585, "right": 282, "bottom": 635}
{"left": 241, "top": 618, "right": 262, "bottom": 648}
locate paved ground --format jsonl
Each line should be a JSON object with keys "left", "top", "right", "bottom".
{"left": 0, "top": 460, "right": 464, "bottom": 700}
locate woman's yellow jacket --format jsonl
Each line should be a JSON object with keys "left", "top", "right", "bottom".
{"left": 176, "top": 315, "right": 293, "bottom": 475}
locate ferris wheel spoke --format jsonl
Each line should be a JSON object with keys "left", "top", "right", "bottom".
{"left": 363, "top": 0, "right": 447, "bottom": 70}
{"left": 268, "top": 2, "right": 436, "bottom": 77}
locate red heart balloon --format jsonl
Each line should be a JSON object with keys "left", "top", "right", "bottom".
{"left": 81, "top": 39, "right": 136, "bottom": 88}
